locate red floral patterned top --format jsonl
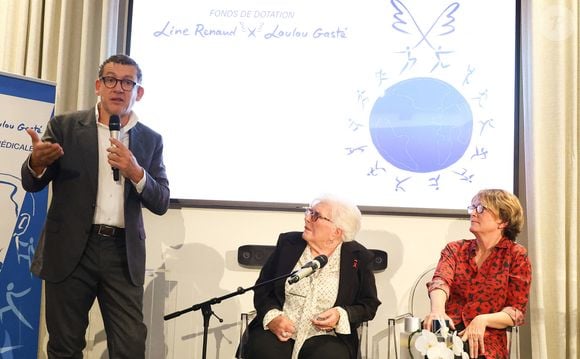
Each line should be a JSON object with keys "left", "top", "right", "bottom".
{"left": 427, "top": 238, "right": 532, "bottom": 359}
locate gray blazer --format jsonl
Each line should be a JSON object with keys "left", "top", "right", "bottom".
{"left": 21, "top": 107, "right": 170, "bottom": 286}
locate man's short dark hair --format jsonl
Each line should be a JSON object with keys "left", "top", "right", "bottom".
{"left": 98, "top": 54, "right": 142, "bottom": 83}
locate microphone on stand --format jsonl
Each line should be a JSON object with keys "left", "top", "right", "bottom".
{"left": 109, "top": 115, "right": 120, "bottom": 181}
{"left": 288, "top": 255, "right": 328, "bottom": 284}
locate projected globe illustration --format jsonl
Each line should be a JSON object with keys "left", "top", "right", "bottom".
{"left": 369, "top": 77, "right": 473, "bottom": 173}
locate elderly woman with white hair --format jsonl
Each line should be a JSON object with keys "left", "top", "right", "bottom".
{"left": 243, "top": 195, "right": 381, "bottom": 359}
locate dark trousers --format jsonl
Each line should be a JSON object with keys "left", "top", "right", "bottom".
{"left": 245, "top": 326, "right": 350, "bottom": 359}
{"left": 44, "top": 232, "right": 146, "bottom": 359}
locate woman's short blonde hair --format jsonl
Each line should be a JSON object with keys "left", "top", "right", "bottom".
{"left": 473, "top": 189, "right": 524, "bottom": 241}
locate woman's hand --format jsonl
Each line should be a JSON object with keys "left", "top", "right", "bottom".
{"left": 267, "top": 315, "right": 296, "bottom": 342}
{"left": 311, "top": 307, "right": 340, "bottom": 331}
{"left": 424, "top": 288, "right": 454, "bottom": 332}
{"left": 459, "top": 315, "right": 487, "bottom": 358}
{"left": 422, "top": 312, "right": 455, "bottom": 332}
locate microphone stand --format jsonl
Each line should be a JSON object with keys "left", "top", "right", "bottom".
{"left": 164, "top": 271, "right": 295, "bottom": 359}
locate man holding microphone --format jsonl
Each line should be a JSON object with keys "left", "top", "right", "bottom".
{"left": 21, "top": 54, "right": 170, "bottom": 359}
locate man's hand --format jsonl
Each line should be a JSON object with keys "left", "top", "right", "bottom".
{"left": 26, "top": 128, "right": 64, "bottom": 174}
{"left": 107, "top": 137, "right": 144, "bottom": 183}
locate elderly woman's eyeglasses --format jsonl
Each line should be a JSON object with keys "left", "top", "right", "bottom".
{"left": 100, "top": 76, "right": 140, "bottom": 91}
{"left": 467, "top": 204, "right": 486, "bottom": 215}
{"left": 304, "top": 208, "right": 333, "bottom": 223}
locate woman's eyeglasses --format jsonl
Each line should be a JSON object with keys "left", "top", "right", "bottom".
{"left": 304, "top": 208, "right": 333, "bottom": 223}
{"left": 100, "top": 76, "right": 140, "bottom": 91}
{"left": 467, "top": 204, "right": 486, "bottom": 215}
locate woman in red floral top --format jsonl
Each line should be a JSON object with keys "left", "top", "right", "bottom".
{"left": 424, "top": 189, "right": 532, "bottom": 359}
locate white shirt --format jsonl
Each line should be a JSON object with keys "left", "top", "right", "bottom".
{"left": 263, "top": 244, "right": 351, "bottom": 359}
{"left": 93, "top": 105, "right": 146, "bottom": 227}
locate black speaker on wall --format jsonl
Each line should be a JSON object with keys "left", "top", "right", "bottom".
{"left": 238, "top": 245, "right": 387, "bottom": 271}
{"left": 370, "top": 249, "right": 388, "bottom": 271}
{"left": 238, "top": 245, "right": 275, "bottom": 268}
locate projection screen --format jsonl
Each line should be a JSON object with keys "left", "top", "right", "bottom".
{"left": 128, "top": 0, "right": 520, "bottom": 215}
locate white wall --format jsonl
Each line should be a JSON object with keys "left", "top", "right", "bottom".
{"left": 50, "top": 206, "right": 471, "bottom": 359}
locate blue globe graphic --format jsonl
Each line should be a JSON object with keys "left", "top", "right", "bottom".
{"left": 369, "top": 77, "right": 472, "bottom": 173}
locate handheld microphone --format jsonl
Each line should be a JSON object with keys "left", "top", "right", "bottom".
{"left": 288, "top": 255, "right": 328, "bottom": 284}
{"left": 109, "top": 115, "right": 120, "bottom": 181}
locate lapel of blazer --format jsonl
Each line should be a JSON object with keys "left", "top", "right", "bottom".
{"left": 126, "top": 123, "right": 143, "bottom": 199}
{"left": 76, "top": 110, "right": 99, "bottom": 195}
{"left": 284, "top": 235, "right": 306, "bottom": 273}
{"left": 274, "top": 234, "right": 306, "bottom": 301}
{"left": 336, "top": 241, "right": 358, "bottom": 305}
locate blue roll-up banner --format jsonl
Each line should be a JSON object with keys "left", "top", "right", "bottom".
{"left": 0, "top": 71, "right": 55, "bottom": 358}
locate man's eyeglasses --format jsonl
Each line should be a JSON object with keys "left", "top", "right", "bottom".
{"left": 100, "top": 76, "right": 140, "bottom": 91}
{"left": 467, "top": 204, "right": 486, "bottom": 215}
{"left": 304, "top": 207, "right": 333, "bottom": 223}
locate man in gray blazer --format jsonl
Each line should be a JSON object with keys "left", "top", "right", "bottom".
{"left": 21, "top": 54, "right": 170, "bottom": 359}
